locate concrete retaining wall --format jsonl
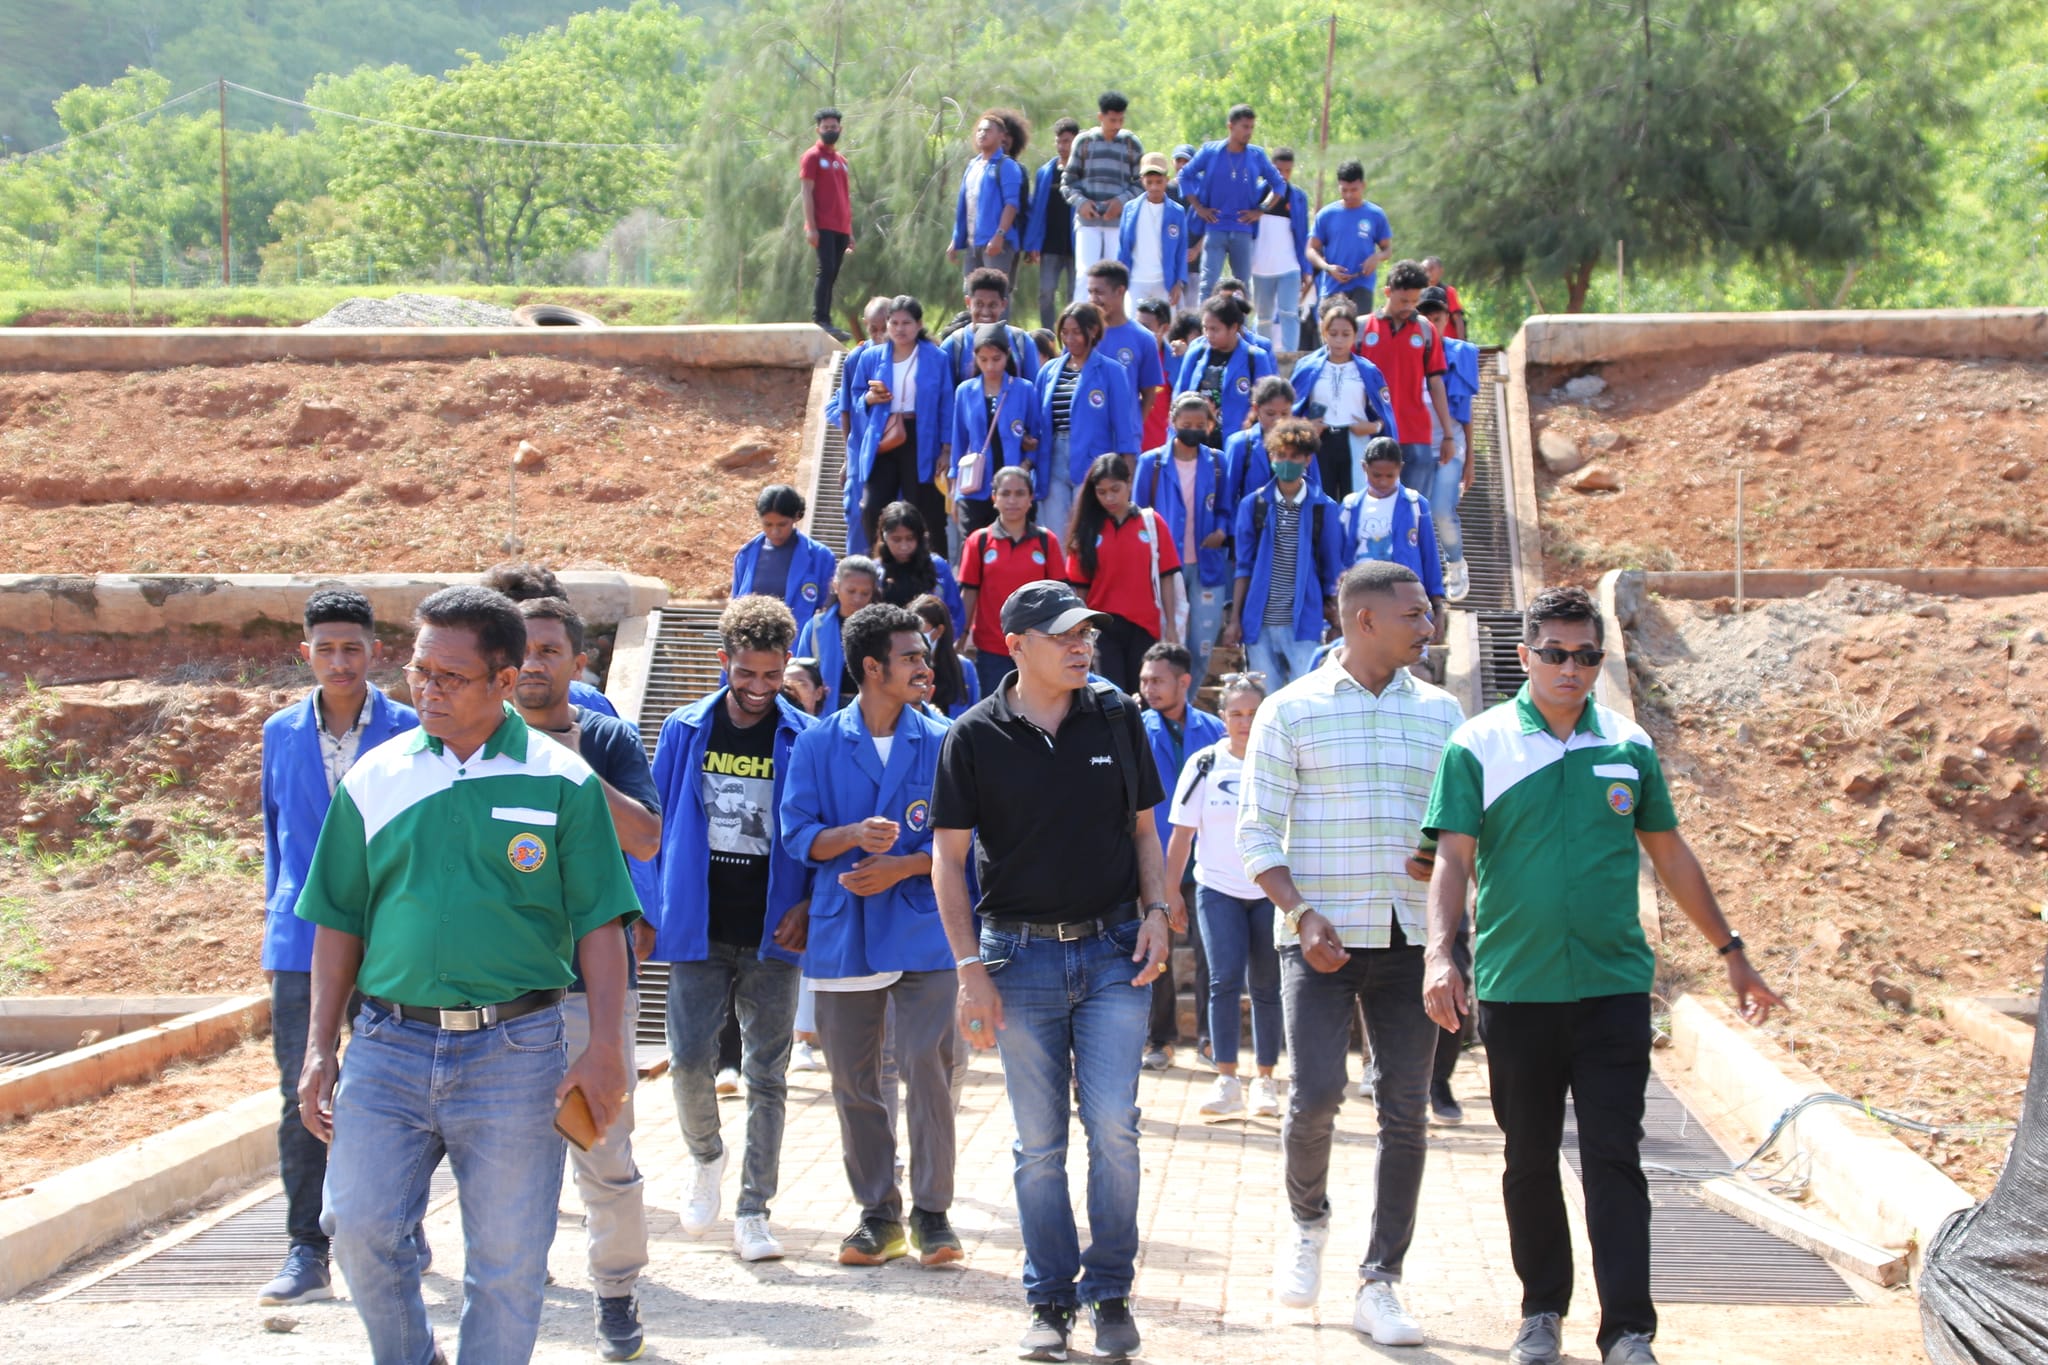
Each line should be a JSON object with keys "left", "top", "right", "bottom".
{"left": 0, "top": 570, "right": 668, "bottom": 637}
{"left": 0, "top": 996, "right": 236, "bottom": 1053}
{"left": 0, "top": 324, "right": 841, "bottom": 375}
{"left": 0, "top": 995, "right": 267, "bottom": 1127}
{"left": 1520, "top": 308, "right": 2048, "bottom": 370}
{"left": 1644, "top": 567, "right": 2048, "bottom": 601}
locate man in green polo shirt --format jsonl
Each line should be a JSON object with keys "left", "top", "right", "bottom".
{"left": 1420, "top": 585, "right": 1781, "bottom": 1365}
{"left": 295, "top": 585, "right": 639, "bottom": 1365}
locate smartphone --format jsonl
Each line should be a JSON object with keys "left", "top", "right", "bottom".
{"left": 554, "top": 1085, "right": 599, "bottom": 1152}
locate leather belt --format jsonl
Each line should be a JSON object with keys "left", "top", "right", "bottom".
{"left": 1013, "top": 905, "right": 1140, "bottom": 942}
{"left": 374, "top": 988, "right": 563, "bottom": 1032}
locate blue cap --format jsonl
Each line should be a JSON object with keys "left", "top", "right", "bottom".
{"left": 1171, "top": 144, "right": 1195, "bottom": 162}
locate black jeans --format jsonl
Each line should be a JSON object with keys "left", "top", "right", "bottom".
{"left": 859, "top": 416, "right": 947, "bottom": 552}
{"left": 1478, "top": 992, "right": 1656, "bottom": 1354}
{"left": 813, "top": 229, "right": 851, "bottom": 329}
{"left": 1093, "top": 613, "right": 1156, "bottom": 695}
{"left": 270, "top": 970, "right": 329, "bottom": 1254}
{"left": 1147, "top": 871, "right": 1208, "bottom": 1050}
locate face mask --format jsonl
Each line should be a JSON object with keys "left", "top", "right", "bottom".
{"left": 1173, "top": 427, "right": 1207, "bottom": 446}
{"left": 1271, "top": 460, "right": 1308, "bottom": 484}
{"left": 819, "top": 128, "right": 841, "bottom": 145}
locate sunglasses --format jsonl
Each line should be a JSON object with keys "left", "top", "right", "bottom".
{"left": 1219, "top": 671, "right": 1268, "bottom": 686}
{"left": 1527, "top": 646, "right": 1606, "bottom": 668}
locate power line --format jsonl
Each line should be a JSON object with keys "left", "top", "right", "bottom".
{"left": 225, "top": 82, "right": 685, "bottom": 152}
{"left": 11, "top": 84, "right": 218, "bottom": 161}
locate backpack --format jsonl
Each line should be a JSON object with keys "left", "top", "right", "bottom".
{"left": 1250, "top": 491, "right": 1327, "bottom": 558}
{"left": 1088, "top": 681, "right": 1141, "bottom": 820}
{"left": 1139, "top": 449, "right": 1226, "bottom": 515}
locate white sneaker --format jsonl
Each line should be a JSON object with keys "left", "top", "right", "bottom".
{"left": 1275, "top": 1220, "right": 1329, "bottom": 1308}
{"left": 1250, "top": 1076, "right": 1282, "bottom": 1117}
{"left": 1443, "top": 557, "right": 1471, "bottom": 602}
{"left": 1199, "top": 1074, "right": 1244, "bottom": 1117}
{"left": 680, "top": 1147, "right": 727, "bottom": 1236}
{"left": 732, "top": 1213, "right": 784, "bottom": 1262}
{"left": 789, "top": 1041, "right": 825, "bottom": 1073}
{"left": 1355, "top": 1281, "right": 1426, "bottom": 1347}
{"left": 714, "top": 1067, "right": 741, "bottom": 1096}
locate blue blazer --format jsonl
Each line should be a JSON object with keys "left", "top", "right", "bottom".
{"left": 1116, "top": 197, "right": 1192, "bottom": 297}
{"left": 1289, "top": 349, "right": 1393, "bottom": 431}
{"left": 1021, "top": 156, "right": 1069, "bottom": 253}
{"left": 1232, "top": 482, "right": 1347, "bottom": 647}
{"left": 648, "top": 692, "right": 815, "bottom": 964}
{"left": 1034, "top": 349, "right": 1141, "bottom": 486}
{"left": 796, "top": 603, "right": 852, "bottom": 714}
{"left": 569, "top": 679, "right": 617, "bottom": 719}
{"left": 827, "top": 338, "right": 878, "bottom": 433}
{"left": 881, "top": 553, "right": 967, "bottom": 639}
{"left": 1224, "top": 425, "right": 1323, "bottom": 509}
{"left": 953, "top": 153, "right": 1026, "bottom": 253}
{"left": 732, "top": 530, "right": 836, "bottom": 620}
{"left": 261, "top": 687, "right": 418, "bottom": 971}
{"left": 939, "top": 659, "right": 982, "bottom": 719}
{"left": 951, "top": 375, "right": 1045, "bottom": 500}
{"left": 942, "top": 323, "right": 1039, "bottom": 389}
{"left": 850, "top": 339, "right": 954, "bottom": 485}
{"left": 1339, "top": 485, "right": 1446, "bottom": 598}
{"left": 1142, "top": 705, "right": 1225, "bottom": 852}
{"left": 1133, "top": 443, "right": 1232, "bottom": 588}
{"left": 1174, "top": 338, "right": 1278, "bottom": 442}
{"left": 780, "top": 702, "right": 954, "bottom": 978}
{"left": 1269, "top": 182, "right": 1312, "bottom": 274}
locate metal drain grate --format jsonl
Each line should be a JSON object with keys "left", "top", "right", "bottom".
{"left": 61, "top": 1167, "right": 455, "bottom": 1302}
{"left": 1452, "top": 348, "right": 1517, "bottom": 613}
{"left": 1474, "top": 610, "right": 1529, "bottom": 708}
{"left": 809, "top": 350, "right": 851, "bottom": 556}
{"left": 1563, "top": 1074, "right": 1855, "bottom": 1305}
{"left": 634, "top": 604, "right": 728, "bottom": 763}
{"left": 0, "top": 1048, "right": 58, "bottom": 1072}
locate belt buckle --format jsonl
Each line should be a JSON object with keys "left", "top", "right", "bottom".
{"left": 438, "top": 1007, "right": 484, "bottom": 1031}
{"left": 1055, "top": 919, "right": 1093, "bottom": 943}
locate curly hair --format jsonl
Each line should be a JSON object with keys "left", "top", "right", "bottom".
{"left": 719, "top": 593, "right": 798, "bottom": 658}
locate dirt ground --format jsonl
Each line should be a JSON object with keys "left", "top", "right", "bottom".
{"left": 1535, "top": 351, "right": 2047, "bottom": 582}
{"left": 1630, "top": 579, "right": 2048, "bottom": 1195}
{"left": 0, "top": 355, "right": 808, "bottom": 599}
{"left": 0, "top": 1034, "right": 273, "bottom": 1195}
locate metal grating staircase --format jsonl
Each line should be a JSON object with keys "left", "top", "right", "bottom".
{"left": 1454, "top": 348, "right": 1518, "bottom": 613}
{"left": 809, "top": 351, "right": 851, "bottom": 556}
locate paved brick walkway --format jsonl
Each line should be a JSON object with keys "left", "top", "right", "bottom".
{"left": 3, "top": 1046, "right": 1924, "bottom": 1363}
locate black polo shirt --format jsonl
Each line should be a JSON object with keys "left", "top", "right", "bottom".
{"left": 932, "top": 681, "right": 1164, "bottom": 926}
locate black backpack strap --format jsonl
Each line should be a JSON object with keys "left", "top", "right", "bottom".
{"left": 1090, "top": 682, "right": 1142, "bottom": 821}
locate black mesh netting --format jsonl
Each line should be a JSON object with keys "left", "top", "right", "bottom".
{"left": 1920, "top": 961, "right": 2048, "bottom": 1364}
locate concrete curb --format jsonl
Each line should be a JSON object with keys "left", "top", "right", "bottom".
{"left": 1644, "top": 567, "right": 2048, "bottom": 600}
{"left": 1669, "top": 993, "right": 1971, "bottom": 1276}
{"left": 0, "top": 1089, "right": 276, "bottom": 1301}
{"left": 1520, "top": 308, "right": 2048, "bottom": 369}
{"left": 0, "top": 995, "right": 236, "bottom": 1052}
{"left": 1942, "top": 995, "right": 2035, "bottom": 1069}
{"left": 1596, "top": 569, "right": 1664, "bottom": 945}
{"left": 1501, "top": 334, "right": 1545, "bottom": 595}
{"left": 0, "top": 569, "right": 668, "bottom": 637}
{"left": 0, "top": 994, "right": 267, "bottom": 1127}
{"left": 605, "top": 608, "right": 660, "bottom": 742}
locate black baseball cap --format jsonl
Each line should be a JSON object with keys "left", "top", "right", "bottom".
{"left": 1418, "top": 285, "right": 1450, "bottom": 310}
{"left": 1001, "top": 582, "right": 1106, "bottom": 638}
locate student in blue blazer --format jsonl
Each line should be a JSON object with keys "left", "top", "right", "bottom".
{"left": 1133, "top": 393, "right": 1233, "bottom": 686}
{"left": 259, "top": 588, "right": 418, "bottom": 1306}
{"left": 941, "top": 269, "right": 1040, "bottom": 387}
{"left": 1338, "top": 438, "right": 1447, "bottom": 603}
{"left": 1116, "top": 155, "right": 1192, "bottom": 307}
{"left": 951, "top": 321, "right": 1044, "bottom": 537}
{"left": 779, "top": 603, "right": 963, "bottom": 1266}
{"left": 872, "top": 500, "right": 966, "bottom": 638}
{"left": 828, "top": 298, "right": 895, "bottom": 534}
{"left": 849, "top": 296, "right": 953, "bottom": 552}
{"left": 1174, "top": 295, "right": 1278, "bottom": 450}
{"left": 1247, "top": 150, "right": 1313, "bottom": 350}
{"left": 1224, "top": 418, "right": 1346, "bottom": 691}
{"left": 1034, "top": 300, "right": 1141, "bottom": 543}
{"left": 648, "top": 595, "right": 815, "bottom": 1254}
{"left": 1021, "top": 120, "right": 1080, "bottom": 324}
{"left": 949, "top": 113, "right": 1026, "bottom": 289}
{"left": 796, "top": 554, "right": 882, "bottom": 715}
{"left": 732, "top": 484, "right": 837, "bottom": 622}
{"left": 1287, "top": 302, "right": 1394, "bottom": 500}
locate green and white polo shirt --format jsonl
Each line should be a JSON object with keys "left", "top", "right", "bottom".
{"left": 1422, "top": 684, "right": 1676, "bottom": 1004}
{"left": 296, "top": 706, "right": 640, "bottom": 1008}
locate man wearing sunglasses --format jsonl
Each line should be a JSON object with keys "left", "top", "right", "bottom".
{"left": 1420, "top": 585, "right": 1783, "bottom": 1365}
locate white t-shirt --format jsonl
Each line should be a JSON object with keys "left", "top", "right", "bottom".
{"left": 1174, "top": 456, "right": 1200, "bottom": 563}
{"left": 1251, "top": 209, "right": 1298, "bottom": 277}
{"left": 890, "top": 354, "right": 917, "bottom": 414}
{"left": 965, "top": 156, "right": 989, "bottom": 240}
{"left": 873, "top": 734, "right": 894, "bottom": 764}
{"left": 1167, "top": 742, "right": 1264, "bottom": 899}
{"left": 1356, "top": 489, "right": 1399, "bottom": 563}
{"left": 1131, "top": 199, "right": 1165, "bottom": 283}
{"left": 1313, "top": 358, "right": 1368, "bottom": 428}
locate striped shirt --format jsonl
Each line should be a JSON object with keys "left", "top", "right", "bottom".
{"left": 1061, "top": 128, "right": 1144, "bottom": 209}
{"left": 1236, "top": 664, "right": 1464, "bottom": 948}
{"left": 1051, "top": 363, "right": 1081, "bottom": 433}
{"left": 1262, "top": 494, "right": 1303, "bottom": 629}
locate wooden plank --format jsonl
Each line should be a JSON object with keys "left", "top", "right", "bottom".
{"left": 1698, "top": 1178, "right": 1909, "bottom": 1288}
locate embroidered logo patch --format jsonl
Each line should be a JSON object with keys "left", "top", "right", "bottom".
{"left": 905, "top": 799, "right": 930, "bottom": 832}
{"left": 801, "top": 581, "right": 819, "bottom": 602}
{"left": 1358, "top": 221, "right": 1375, "bottom": 237}
{"left": 1410, "top": 332, "right": 1424, "bottom": 348}
{"left": 1117, "top": 347, "right": 1135, "bottom": 365}
{"left": 1167, "top": 223, "right": 1181, "bottom": 238}
{"left": 1606, "top": 782, "right": 1635, "bottom": 816}
{"left": 983, "top": 547, "right": 999, "bottom": 564}
{"left": 1031, "top": 549, "right": 1047, "bottom": 565}
{"left": 1363, "top": 331, "right": 1380, "bottom": 346}
{"left": 1235, "top": 376, "right": 1250, "bottom": 394}
{"left": 508, "top": 833, "right": 547, "bottom": 872}
{"left": 1009, "top": 419, "right": 1025, "bottom": 436}
{"left": 1137, "top": 529, "right": 1151, "bottom": 544}
{"left": 1088, "top": 389, "right": 1105, "bottom": 408}
{"left": 1407, "top": 526, "right": 1419, "bottom": 545}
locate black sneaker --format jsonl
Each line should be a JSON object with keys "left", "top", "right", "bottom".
{"left": 595, "top": 1292, "right": 644, "bottom": 1361}
{"left": 837, "top": 1216, "right": 909, "bottom": 1265}
{"left": 1090, "top": 1298, "right": 1141, "bottom": 1362}
{"left": 825, "top": 325, "right": 853, "bottom": 342}
{"left": 1018, "top": 1303, "right": 1075, "bottom": 1361}
{"left": 908, "top": 1207, "right": 963, "bottom": 1266}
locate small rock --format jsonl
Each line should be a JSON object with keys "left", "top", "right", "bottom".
{"left": 1980, "top": 721, "right": 2041, "bottom": 756}
{"left": 1569, "top": 463, "right": 1622, "bottom": 494}
{"left": 1883, "top": 702, "right": 1926, "bottom": 730}
{"left": 1999, "top": 459, "right": 2033, "bottom": 483}
{"left": 1734, "top": 723, "right": 1755, "bottom": 745}
{"left": 1842, "top": 641, "right": 1885, "bottom": 663}
{"left": 512, "top": 439, "right": 547, "bottom": 472}
{"left": 717, "top": 440, "right": 777, "bottom": 472}
{"left": 1585, "top": 430, "right": 1632, "bottom": 454}
{"left": 286, "top": 400, "right": 355, "bottom": 445}
{"left": 1911, "top": 602, "right": 1949, "bottom": 620}
{"left": 263, "top": 1315, "right": 299, "bottom": 1334}
{"left": 119, "top": 817, "right": 157, "bottom": 849}
{"left": 1896, "top": 835, "right": 1933, "bottom": 859}
{"left": 1537, "top": 428, "right": 1585, "bottom": 475}
{"left": 2025, "top": 627, "right": 2047, "bottom": 645}
{"left": 1561, "top": 375, "right": 1608, "bottom": 399}
{"left": 1841, "top": 769, "right": 1887, "bottom": 798}
{"left": 1811, "top": 921, "right": 1846, "bottom": 957}
{"left": 1939, "top": 754, "right": 1989, "bottom": 787}
{"left": 1870, "top": 978, "right": 1915, "bottom": 1012}
{"left": 77, "top": 1028, "right": 104, "bottom": 1048}
{"left": 1868, "top": 807, "right": 1895, "bottom": 835}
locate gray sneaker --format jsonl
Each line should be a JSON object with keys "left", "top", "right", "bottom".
{"left": 1604, "top": 1331, "right": 1660, "bottom": 1364}
{"left": 1509, "top": 1312, "right": 1563, "bottom": 1365}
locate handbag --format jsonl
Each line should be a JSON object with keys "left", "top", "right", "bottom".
{"left": 955, "top": 382, "right": 1004, "bottom": 499}
{"left": 877, "top": 411, "right": 908, "bottom": 453}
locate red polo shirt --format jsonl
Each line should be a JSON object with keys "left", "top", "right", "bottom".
{"left": 960, "top": 524, "right": 1066, "bottom": 655}
{"left": 1066, "top": 508, "right": 1182, "bottom": 639}
{"left": 799, "top": 141, "right": 852, "bottom": 236}
{"left": 1358, "top": 311, "right": 1445, "bottom": 444}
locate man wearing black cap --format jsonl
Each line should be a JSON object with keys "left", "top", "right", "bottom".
{"left": 932, "top": 581, "right": 1171, "bottom": 1364}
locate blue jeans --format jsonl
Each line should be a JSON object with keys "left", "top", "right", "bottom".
{"left": 1247, "top": 631, "right": 1324, "bottom": 690}
{"left": 1184, "top": 580, "right": 1227, "bottom": 689}
{"left": 327, "top": 1000, "right": 568, "bottom": 1365}
{"left": 1426, "top": 420, "right": 1467, "bottom": 562}
{"left": 270, "top": 970, "right": 329, "bottom": 1254}
{"left": 980, "top": 917, "right": 1151, "bottom": 1306}
{"left": 1398, "top": 442, "right": 1436, "bottom": 498}
{"left": 1039, "top": 431, "right": 1075, "bottom": 549}
{"left": 1199, "top": 229, "right": 1255, "bottom": 303}
{"left": 1194, "top": 887, "right": 1281, "bottom": 1068}
{"left": 665, "top": 945, "right": 799, "bottom": 1217}
{"left": 1251, "top": 272, "right": 1301, "bottom": 350}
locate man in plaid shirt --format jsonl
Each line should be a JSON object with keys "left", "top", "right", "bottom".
{"left": 1236, "top": 559, "right": 1462, "bottom": 1349}
{"left": 1061, "top": 91, "right": 1145, "bottom": 304}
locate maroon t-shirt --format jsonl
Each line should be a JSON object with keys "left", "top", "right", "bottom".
{"left": 799, "top": 141, "right": 852, "bottom": 236}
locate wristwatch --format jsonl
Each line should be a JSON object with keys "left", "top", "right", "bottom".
{"left": 1717, "top": 934, "right": 1747, "bottom": 957}
{"left": 1282, "top": 903, "right": 1315, "bottom": 935}
{"left": 1142, "top": 902, "right": 1170, "bottom": 919}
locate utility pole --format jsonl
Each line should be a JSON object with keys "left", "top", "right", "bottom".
{"left": 217, "top": 79, "right": 231, "bottom": 287}
{"left": 1315, "top": 13, "right": 1336, "bottom": 208}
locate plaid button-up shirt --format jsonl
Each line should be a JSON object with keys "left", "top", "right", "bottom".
{"left": 1236, "top": 663, "right": 1464, "bottom": 948}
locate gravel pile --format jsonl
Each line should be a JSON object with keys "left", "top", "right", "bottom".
{"left": 303, "top": 293, "right": 522, "bottom": 328}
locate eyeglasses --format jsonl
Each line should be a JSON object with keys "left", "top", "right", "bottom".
{"left": 1527, "top": 646, "right": 1606, "bottom": 668}
{"left": 403, "top": 663, "right": 484, "bottom": 694}
{"left": 1028, "top": 626, "right": 1099, "bottom": 651}
{"left": 1219, "top": 671, "right": 1268, "bottom": 686}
